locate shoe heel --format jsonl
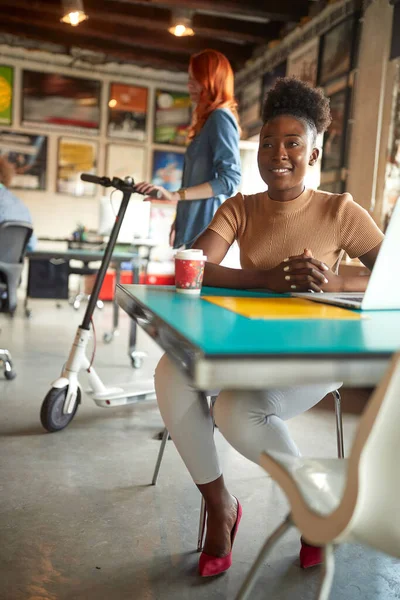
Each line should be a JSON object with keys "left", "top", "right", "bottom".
{"left": 299, "top": 539, "right": 323, "bottom": 569}
{"left": 198, "top": 498, "right": 242, "bottom": 577}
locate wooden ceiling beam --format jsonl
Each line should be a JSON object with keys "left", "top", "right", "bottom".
{"left": 4, "top": 0, "right": 271, "bottom": 47}
{"left": 0, "top": 6, "right": 253, "bottom": 64}
{"left": 192, "top": 15, "right": 283, "bottom": 45}
{"left": 0, "top": 21, "right": 189, "bottom": 71}
{"left": 108, "top": 0, "right": 310, "bottom": 22}
{"left": 7, "top": 0, "right": 171, "bottom": 31}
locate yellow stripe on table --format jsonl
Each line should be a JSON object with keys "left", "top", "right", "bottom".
{"left": 202, "top": 296, "right": 362, "bottom": 320}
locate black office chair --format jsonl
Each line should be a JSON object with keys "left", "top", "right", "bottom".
{"left": 0, "top": 220, "right": 33, "bottom": 379}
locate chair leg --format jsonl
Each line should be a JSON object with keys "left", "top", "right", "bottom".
{"left": 235, "top": 514, "right": 293, "bottom": 600}
{"left": 151, "top": 427, "right": 169, "bottom": 485}
{"left": 317, "top": 544, "right": 335, "bottom": 600}
{"left": 332, "top": 390, "right": 344, "bottom": 459}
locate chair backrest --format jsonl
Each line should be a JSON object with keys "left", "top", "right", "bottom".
{"left": 0, "top": 221, "right": 33, "bottom": 264}
{"left": 342, "top": 351, "right": 400, "bottom": 557}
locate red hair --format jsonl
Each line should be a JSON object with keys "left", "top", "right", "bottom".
{"left": 188, "top": 49, "right": 240, "bottom": 140}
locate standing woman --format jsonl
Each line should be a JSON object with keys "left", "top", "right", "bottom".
{"left": 135, "top": 49, "right": 241, "bottom": 248}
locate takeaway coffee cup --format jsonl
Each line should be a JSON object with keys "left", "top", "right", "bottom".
{"left": 175, "top": 249, "right": 207, "bottom": 295}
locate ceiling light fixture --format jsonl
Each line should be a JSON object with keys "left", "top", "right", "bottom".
{"left": 168, "top": 11, "right": 195, "bottom": 37}
{"left": 61, "top": 0, "right": 88, "bottom": 26}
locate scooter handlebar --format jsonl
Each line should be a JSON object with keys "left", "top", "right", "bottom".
{"left": 80, "top": 173, "right": 162, "bottom": 198}
{"left": 80, "top": 174, "right": 112, "bottom": 186}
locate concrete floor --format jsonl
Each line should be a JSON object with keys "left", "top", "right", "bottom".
{"left": 1, "top": 299, "right": 400, "bottom": 600}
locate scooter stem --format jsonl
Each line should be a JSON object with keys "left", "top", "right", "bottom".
{"left": 80, "top": 189, "right": 133, "bottom": 331}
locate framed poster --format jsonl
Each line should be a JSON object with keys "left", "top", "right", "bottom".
{"left": 154, "top": 90, "right": 191, "bottom": 146}
{"left": 390, "top": 1, "right": 400, "bottom": 60}
{"left": 287, "top": 38, "right": 319, "bottom": 87}
{"left": 104, "top": 144, "right": 149, "bottom": 240}
{"left": 237, "top": 79, "right": 262, "bottom": 135}
{"left": 151, "top": 150, "right": 184, "bottom": 192}
{"left": 0, "top": 131, "right": 47, "bottom": 190}
{"left": 0, "top": 66, "right": 13, "bottom": 125}
{"left": 22, "top": 70, "right": 101, "bottom": 132}
{"left": 57, "top": 137, "right": 98, "bottom": 196}
{"left": 108, "top": 83, "right": 148, "bottom": 141}
{"left": 319, "top": 19, "right": 354, "bottom": 86}
{"left": 106, "top": 143, "right": 146, "bottom": 183}
{"left": 260, "top": 61, "right": 287, "bottom": 118}
{"left": 322, "top": 89, "right": 348, "bottom": 171}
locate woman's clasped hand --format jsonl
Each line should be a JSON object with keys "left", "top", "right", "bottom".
{"left": 266, "top": 248, "right": 343, "bottom": 293}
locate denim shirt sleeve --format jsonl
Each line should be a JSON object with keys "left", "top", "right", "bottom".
{"left": 206, "top": 109, "right": 241, "bottom": 198}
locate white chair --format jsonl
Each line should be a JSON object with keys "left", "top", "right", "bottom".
{"left": 152, "top": 390, "right": 344, "bottom": 552}
{"left": 236, "top": 352, "right": 400, "bottom": 600}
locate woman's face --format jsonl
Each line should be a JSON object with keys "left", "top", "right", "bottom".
{"left": 258, "top": 115, "right": 319, "bottom": 199}
{"left": 187, "top": 66, "right": 202, "bottom": 104}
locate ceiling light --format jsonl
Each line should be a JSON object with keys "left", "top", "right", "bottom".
{"left": 168, "top": 14, "right": 195, "bottom": 37}
{"left": 61, "top": 0, "right": 88, "bottom": 26}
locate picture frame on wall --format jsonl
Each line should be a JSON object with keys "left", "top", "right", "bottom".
{"left": 106, "top": 143, "right": 146, "bottom": 183}
{"left": 57, "top": 137, "right": 98, "bottom": 196}
{"left": 287, "top": 38, "right": 319, "bottom": 87}
{"left": 260, "top": 62, "right": 287, "bottom": 118}
{"left": 0, "top": 130, "right": 47, "bottom": 190}
{"left": 151, "top": 149, "right": 184, "bottom": 192}
{"left": 154, "top": 89, "right": 191, "bottom": 146}
{"left": 103, "top": 143, "right": 150, "bottom": 240}
{"left": 318, "top": 18, "right": 355, "bottom": 86}
{"left": 22, "top": 70, "right": 101, "bottom": 133}
{"left": 108, "top": 83, "right": 148, "bottom": 142}
{"left": 237, "top": 79, "right": 262, "bottom": 135}
{"left": 322, "top": 88, "right": 349, "bottom": 172}
{"left": 0, "top": 66, "right": 13, "bottom": 126}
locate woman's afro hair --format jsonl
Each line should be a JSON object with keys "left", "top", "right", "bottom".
{"left": 262, "top": 77, "right": 332, "bottom": 135}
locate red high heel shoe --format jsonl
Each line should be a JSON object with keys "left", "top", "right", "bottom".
{"left": 299, "top": 538, "right": 323, "bottom": 568}
{"left": 198, "top": 497, "right": 243, "bottom": 577}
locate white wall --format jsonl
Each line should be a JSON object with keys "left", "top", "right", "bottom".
{"left": 0, "top": 45, "right": 188, "bottom": 239}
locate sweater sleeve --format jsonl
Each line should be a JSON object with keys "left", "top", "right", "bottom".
{"left": 207, "top": 192, "right": 245, "bottom": 244}
{"left": 206, "top": 109, "right": 241, "bottom": 198}
{"left": 338, "top": 193, "right": 384, "bottom": 258}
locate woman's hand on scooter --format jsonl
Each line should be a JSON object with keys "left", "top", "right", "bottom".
{"left": 134, "top": 182, "right": 178, "bottom": 203}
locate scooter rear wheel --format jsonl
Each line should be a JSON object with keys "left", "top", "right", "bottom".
{"left": 40, "top": 386, "right": 80, "bottom": 432}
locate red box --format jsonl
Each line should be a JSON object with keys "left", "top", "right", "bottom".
{"left": 86, "top": 269, "right": 173, "bottom": 301}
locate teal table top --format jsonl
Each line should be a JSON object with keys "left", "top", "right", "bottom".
{"left": 117, "top": 285, "right": 400, "bottom": 357}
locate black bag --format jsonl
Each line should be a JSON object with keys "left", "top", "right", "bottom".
{"left": 27, "top": 258, "right": 69, "bottom": 299}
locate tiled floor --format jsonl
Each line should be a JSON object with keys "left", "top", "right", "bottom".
{"left": 1, "top": 299, "right": 399, "bottom": 600}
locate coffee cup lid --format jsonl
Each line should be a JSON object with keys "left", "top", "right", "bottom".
{"left": 175, "top": 249, "right": 207, "bottom": 261}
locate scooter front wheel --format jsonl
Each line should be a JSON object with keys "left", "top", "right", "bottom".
{"left": 40, "top": 386, "right": 80, "bottom": 432}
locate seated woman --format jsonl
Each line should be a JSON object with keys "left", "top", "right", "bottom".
{"left": 0, "top": 157, "right": 36, "bottom": 251}
{"left": 154, "top": 78, "right": 384, "bottom": 577}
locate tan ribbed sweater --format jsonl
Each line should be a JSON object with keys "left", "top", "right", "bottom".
{"left": 208, "top": 189, "right": 384, "bottom": 270}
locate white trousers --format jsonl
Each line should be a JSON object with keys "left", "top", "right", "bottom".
{"left": 154, "top": 353, "right": 342, "bottom": 485}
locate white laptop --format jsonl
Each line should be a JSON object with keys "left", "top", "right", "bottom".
{"left": 292, "top": 200, "right": 400, "bottom": 310}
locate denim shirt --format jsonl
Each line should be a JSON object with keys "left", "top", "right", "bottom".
{"left": 0, "top": 184, "right": 36, "bottom": 251}
{"left": 174, "top": 108, "right": 241, "bottom": 248}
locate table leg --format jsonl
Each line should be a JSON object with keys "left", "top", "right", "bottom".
{"left": 103, "top": 262, "right": 121, "bottom": 344}
{"left": 113, "top": 262, "right": 121, "bottom": 331}
{"left": 128, "top": 253, "right": 147, "bottom": 369}
{"left": 24, "top": 259, "right": 32, "bottom": 318}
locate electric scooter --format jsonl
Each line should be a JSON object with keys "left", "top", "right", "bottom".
{"left": 40, "top": 174, "right": 157, "bottom": 433}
